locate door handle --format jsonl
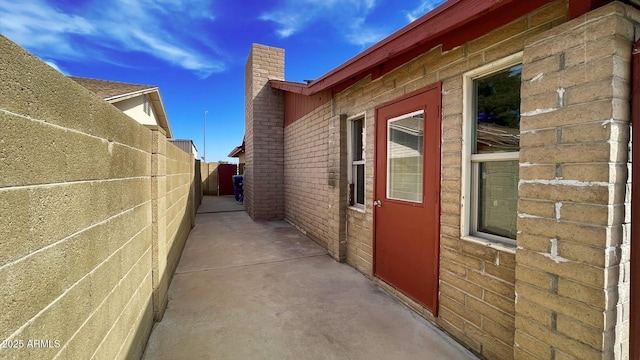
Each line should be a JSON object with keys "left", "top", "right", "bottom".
{"left": 374, "top": 200, "right": 382, "bottom": 207}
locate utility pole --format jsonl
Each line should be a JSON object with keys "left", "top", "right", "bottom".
{"left": 203, "top": 110, "right": 208, "bottom": 162}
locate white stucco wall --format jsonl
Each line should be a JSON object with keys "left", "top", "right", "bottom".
{"left": 113, "top": 95, "right": 157, "bottom": 126}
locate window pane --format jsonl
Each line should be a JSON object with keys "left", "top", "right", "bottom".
{"left": 387, "top": 112, "right": 423, "bottom": 203}
{"left": 352, "top": 119, "right": 363, "bottom": 161}
{"left": 474, "top": 65, "right": 522, "bottom": 154}
{"left": 477, "top": 161, "right": 518, "bottom": 239}
{"left": 355, "top": 164, "right": 365, "bottom": 205}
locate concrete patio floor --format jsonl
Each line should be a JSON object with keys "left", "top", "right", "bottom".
{"left": 142, "top": 196, "right": 478, "bottom": 360}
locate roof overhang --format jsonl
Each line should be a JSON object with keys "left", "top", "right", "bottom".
{"left": 228, "top": 146, "right": 244, "bottom": 158}
{"left": 271, "top": 0, "right": 608, "bottom": 96}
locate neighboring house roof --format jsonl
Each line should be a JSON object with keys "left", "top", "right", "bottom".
{"left": 169, "top": 139, "right": 198, "bottom": 159}
{"left": 228, "top": 139, "right": 245, "bottom": 158}
{"left": 70, "top": 76, "right": 173, "bottom": 138}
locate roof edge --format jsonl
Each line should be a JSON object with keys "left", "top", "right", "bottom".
{"left": 275, "top": 0, "right": 601, "bottom": 97}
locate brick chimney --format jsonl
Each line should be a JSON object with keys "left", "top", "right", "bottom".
{"left": 244, "top": 44, "right": 285, "bottom": 220}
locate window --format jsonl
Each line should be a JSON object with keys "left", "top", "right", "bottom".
{"left": 463, "top": 53, "right": 522, "bottom": 247}
{"left": 349, "top": 115, "right": 365, "bottom": 208}
{"left": 143, "top": 94, "right": 151, "bottom": 116}
{"left": 387, "top": 111, "right": 424, "bottom": 203}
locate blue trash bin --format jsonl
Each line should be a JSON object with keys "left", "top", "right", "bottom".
{"left": 233, "top": 175, "right": 243, "bottom": 203}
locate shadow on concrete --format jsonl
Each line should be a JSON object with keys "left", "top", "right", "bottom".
{"left": 197, "top": 195, "right": 244, "bottom": 214}
{"left": 142, "top": 210, "right": 478, "bottom": 360}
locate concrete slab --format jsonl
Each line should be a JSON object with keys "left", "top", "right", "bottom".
{"left": 142, "top": 210, "right": 478, "bottom": 360}
{"left": 197, "top": 195, "right": 244, "bottom": 214}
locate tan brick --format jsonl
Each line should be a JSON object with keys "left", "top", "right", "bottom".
{"left": 535, "top": 0, "right": 568, "bottom": 23}
{"left": 515, "top": 298, "right": 554, "bottom": 328}
{"left": 520, "top": 127, "right": 557, "bottom": 147}
{"left": 482, "top": 316, "right": 515, "bottom": 346}
{"left": 515, "top": 264, "right": 554, "bottom": 290}
{"left": 561, "top": 163, "right": 618, "bottom": 183}
{"left": 557, "top": 314, "right": 612, "bottom": 351}
{"left": 517, "top": 282, "right": 607, "bottom": 328}
{"left": 466, "top": 295, "right": 515, "bottom": 329}
{"left": 557, "top": 278, "right": 611, "bottom": 310}
{"left": 517, "top": 248, "right": 607, "bottom": 288}
{"left": 438, "top": 305, "right": 467, "bottom": 331}
{"left": 440, "top": 294, "right": 482, "bottom": 327}
{"left": 469, "top": 17, "right": 527, "bottom": 54}
{"left": 561, "top": 120, "right": 628, "bottom": 144}
{"left": 564, "top": 35, "right": 631, "bottom": 69}
{"left": 499, "top": 251, "right": 516, "bottom": 269}
{"left": 460, "top": 241, "right": 498, "bottom": 262}
{"left": 564, "top": 77, "right": 628, "bottom": 106}
{"left": 485, "top": 291, "right": 516, "bottom": 316}
{"left": 441, "top": 259, "right": 467, "bottom": 277}
{"left": 553, "top": 350, "right": 578, "bottom": 360}
{"left": 484, "top": 262, "right": 516, "bottom": 285}
{"left": 440, "top": 281, "right": 467, "bottom": 303}
{"left": 441, "top": 247, "right": 483, "bottom": 270}
{"left": 520, "top": 143, "right": 613, "bottom": 164}
{"left": 517, "top": 233, "right": 552, "bottom": 254}
{"left": 515, "top": 316, "right": 603, "bottom": 360}
{"left": 440, "top": 270, "right": 484, "bottom": 299}
{"left": 518, "top": 164, "right": 557, "bottom": 181}
{"left": 439, "top": 320, "right": 482, "bottom": 354}
{"left": 518, "top": 182, "right": 609, "bottom": 204}
{"left": 514, "top": 346, "right": 546, "bottom": 360}
{"left": 469, "top": 270, "right": 515, "bottom": 299}
{"left": 522, "top": 53, "right": 562, "bottom": 81}
{"left": 464, "top": 321, "right": 514, "bottom": 360}
{"left": 514, "top": 330, "right": 553, "bottom": 359}
{"left": 518, "top": 199, "right": 555, "bottom": 219}
{"left": 520, "top": 100, "right": 621, "bottom": 131}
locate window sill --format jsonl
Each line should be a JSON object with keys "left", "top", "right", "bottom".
{"left": 460, "top": 235, "right": 516, "bottom": 254}
{"left": 348, "top": 205, "right": 366, "bottom": 214}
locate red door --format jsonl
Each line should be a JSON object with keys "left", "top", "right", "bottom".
{"left": 374, "top": 83, "right": 441, "bottom": 313}
{"left": 217, "top": 164, "right": 237, "bottom": 196}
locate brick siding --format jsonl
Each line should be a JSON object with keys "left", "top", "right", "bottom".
{"left": 248, "top": 1, "right": 636, "bottom": 358}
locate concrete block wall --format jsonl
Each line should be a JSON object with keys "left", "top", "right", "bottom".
{"left": 283, "top": 103, "right": 332, "bottom": 248}
{"left": 515, "top": 4, "right": 636, "bottom": 359}
{"left": 149, "top": 126, "right": 169, "bottom": 320}
{"left": 165, "top": 142, "right": 195, "bottom": 285}
{"left": 245, "top": 44, "right": 285, "bottom": 220}
{"left": 0, "top": 35, "right": 154, "bottom": 360}
{"left": 0, "top": 35, "right": 199, "bottom": 359}
{"left": 201, "top": 162, "right": 219, "bottom": 195}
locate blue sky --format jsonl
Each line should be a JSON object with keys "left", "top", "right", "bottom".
{"left": 0, "top": 0, "right": 445, "bottom": 162}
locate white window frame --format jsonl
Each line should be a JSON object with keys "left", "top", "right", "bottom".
{"left": 386, "top": 110, "right": 425, "bottom": 204}
{"left": 348, "top": 113, "right": 366, "bottom": 210}
{"left": 461, "top": 52, "right": 522, "bottom": 251}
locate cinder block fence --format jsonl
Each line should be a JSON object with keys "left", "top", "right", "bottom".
{"left": 0, "top": 35, "right": 200, "bottom": 359}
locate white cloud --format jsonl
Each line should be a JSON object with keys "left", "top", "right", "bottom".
{"left": 406, "top": 0, "right": 446, "bottom": 22}
{"left": 260, "top": 0, "right": 383, "bottom": 47}
{"left": 43, "top": 59, "right": 68, "bottom": 75}
{"left": 0, "top": 0, "right": 224, "bottom": 78}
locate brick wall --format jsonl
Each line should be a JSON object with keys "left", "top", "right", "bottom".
{"left": 328, "top": 3, "right": 569, "bottom": 358}
{"left": 280, "top": 1, "right": 582, "bottom": 358}
{"left": 514, "top": 4, "right": 636, "bottom": 359}
{"left": 0, "top": 35, "right": 198, "bottom": 359}
{"left": 253, "top": 1, "right": 636, "bottom": 358}
{"left": 283, "top": 103, "right": 331, "bottom": 248}
{"left": 245, "top": 44, "right": 285, "bottom": 220}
